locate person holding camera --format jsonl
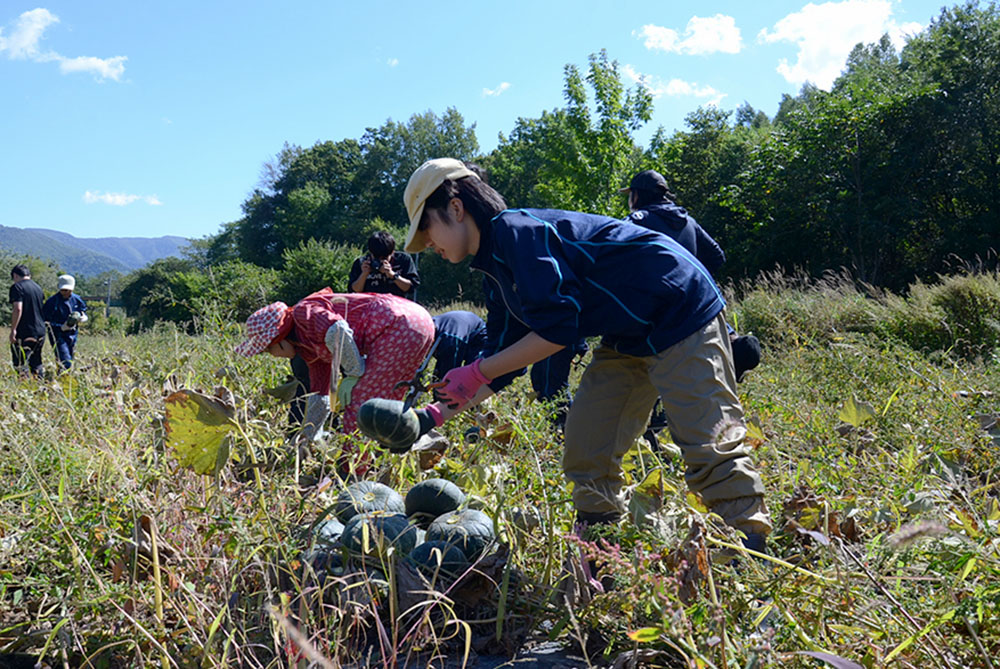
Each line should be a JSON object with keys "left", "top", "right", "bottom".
{"left": 348, "top": 231, "right": 420, "bottom": 299}
{"left": 42, "top": 274, "right": 88, "bottom": 370}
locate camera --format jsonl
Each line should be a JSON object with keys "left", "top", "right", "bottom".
{"left": 365, "top": 255, "right": 385, "bottom": 272}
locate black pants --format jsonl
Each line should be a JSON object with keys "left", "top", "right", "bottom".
{"left": 11, "top": 338, "right": 44, "bottom": 376}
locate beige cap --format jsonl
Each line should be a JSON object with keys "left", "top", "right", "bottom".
{"left": 57, "top": 274, "right": 75, "bottom": 291}
{"left": 403, "top": 158, "right": 476, "bottom": 252}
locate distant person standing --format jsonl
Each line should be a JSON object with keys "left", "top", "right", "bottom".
{"left": 8, "top": 264, "right": 46, "bottom": 377}
{"left": 348, "top": 231, "right": 420, "bottom": 299}
{"left": 623, "top": 169, "right": 759, "bottom": 381}
{"left": 623, "top": 170, "right": 726, "bottom": 275}
{"left": 43, "top": 274, "right": 88, "bottom": 369}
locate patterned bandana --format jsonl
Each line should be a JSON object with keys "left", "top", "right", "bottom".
{"left": 235, "top": 301, "right": 291, "bottom": 356}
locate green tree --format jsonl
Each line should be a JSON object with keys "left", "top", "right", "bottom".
{"left": 489, "top": 50, "right": 652, "bottom": 216}
{"left": 354, "top": 108, "right": 480, "bottom": 227}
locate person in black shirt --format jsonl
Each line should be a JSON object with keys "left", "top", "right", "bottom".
{"left": 8, "top": 264, "right": 46, "bottom": 377}
{"left": 347, "top": 231, "right": 420, "bottom": 299}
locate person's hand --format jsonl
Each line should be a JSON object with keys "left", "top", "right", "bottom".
{"left": 437, "top": 359, "right": 492, "bottom": 410}
{"left": 336, "top": 375, "right": 360, "bottom": 409}
{"left": 414, "top": 404, "right": 445, "bottom": 437}
{"left": 9, "top": 331, "right": 17, "bottom": 344}
{"left": 376, "top": 258, "right": 393, "bottom": 277}
{"left": 361, "top": 258, "right": 373, "bottom": 276}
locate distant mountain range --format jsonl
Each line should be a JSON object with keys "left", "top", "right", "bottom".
{"left": 0, "top": 225, "right": 189, "bottom": 276}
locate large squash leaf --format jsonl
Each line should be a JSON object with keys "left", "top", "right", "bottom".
{"left": 165, "top": 389, "right": 236, "bottom": 476}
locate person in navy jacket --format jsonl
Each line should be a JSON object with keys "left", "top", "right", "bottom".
{"left": 399, "top": 159, "right": 770, "bottom": 549}
{"left": 623, "top": 170, "right": 726, "bottom": 275}
{"left": 42, "top": 274, "right": 87, "bottom": 369}
{"left": 430, "top": 310, "right": 488, "bottom": 379}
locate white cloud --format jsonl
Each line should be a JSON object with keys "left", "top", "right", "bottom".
{"left": 0, "top": 8, "right": 58, "bottom": 59}
{"left": 623, "top": 64, "right": 726, "bottom": 106}
{"left": 635, "top": 14, "right": 742, "bottom": 55}
{"left": 387, "top": 57, "right": 398, "bottom": 67}
{"left": 759, "top": 0, "right": 925, "bottom": 89}
{"left": 0, "top": 8, "right": 126, "bottom": 81}
{"left": 482, "top": 82, "right": 511, "bottom": 98}
{"left": 83, "top": 191, "right": 162, "bottom": 207}
{"left": 57, "top": 55, "right": 127, "bottom": 81}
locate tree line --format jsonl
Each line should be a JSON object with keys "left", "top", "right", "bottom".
{"left": 117, "top": 1, "right": 999, "bottom": 329}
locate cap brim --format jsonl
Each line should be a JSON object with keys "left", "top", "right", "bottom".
{"left": 617, "top": 186, "right": 631, "bottom": 193}
{"left": 404, "top": 201, "right": 427, "bottom": 253}
{"left": 234, "top": 336, "right": 268, "bottom": 357}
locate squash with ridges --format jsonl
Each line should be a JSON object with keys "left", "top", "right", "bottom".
{"left": 334, "top": 481, "right": 405, "bottom": 523}
{"left": 426, "top": 509, "right": 495, "bottom": 560}
{"left": 407, "top": 540, "right": 468, "bottom": 578}
{"left": 341, "top": 512, "right": 418, "bottom": 558}
{"left": 405, "top": 478, "right": 466, "bottom": 527}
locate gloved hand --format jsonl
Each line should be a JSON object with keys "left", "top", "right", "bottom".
{"left": 437, "top": 359, "right": 491, "bottom": 410}
{"left": 414, "top": 404, "right": 444, "bottom": 437}
{"left": 301, "top": 394, "right": 330, "bottom": 441}
{"left": 336, "top": 375, "right": 360, "bottom": 409}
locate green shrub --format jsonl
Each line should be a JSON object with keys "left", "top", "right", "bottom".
{"left": 274, "top": 238, "right": 360, "bottom": 304}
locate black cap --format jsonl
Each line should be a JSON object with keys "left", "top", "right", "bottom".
{"left": 619, "top": 169, "right": 669, "bottom": 194}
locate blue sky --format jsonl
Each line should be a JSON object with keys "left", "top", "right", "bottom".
{"left": 1, "top": 1, "right": 947, "bottom": 241}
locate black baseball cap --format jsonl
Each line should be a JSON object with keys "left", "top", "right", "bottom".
{"left": 619, "top": 169, "right": 669, "bottom": 194}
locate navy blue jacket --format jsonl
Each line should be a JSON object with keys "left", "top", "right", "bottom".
{"left": 472, "top": 208, "right": 724, "bottom": 359}
{"left": 627, "top": 202, "right": 725, "bottom": 276}
{"left": 431, "top": 310, "right": 488, "bottom": 378}
{"left": 42, "top": 293, "right": 87, "bottom": 333}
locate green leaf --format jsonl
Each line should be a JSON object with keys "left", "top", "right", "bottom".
{"left": 165, "top": 389, "right": 236, "bottom": 476}
{"left": 627, "top": 626, "right": 661, "bottom": 643}
{"left": 959, "top": 556, "right": 977, "bottom": 581}
{"left": 838, "top": 397, "right": 876, "bottom": 428}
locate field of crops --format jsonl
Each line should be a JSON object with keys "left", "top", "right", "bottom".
{"left": 1, "top": 272, "right": 999, "bottom": 668}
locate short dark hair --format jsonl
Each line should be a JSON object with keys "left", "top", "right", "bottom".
{"left": 464, "top": 162, "right": 489, "bottom": 184}
{"left": 367, "top": 231, "right": 396, "bottom": 258}
{"left": 419, "top": 176, "right": 507, "bottom": 232}
{"left": 11, "top": 264, "right": 30, "bottom": 279}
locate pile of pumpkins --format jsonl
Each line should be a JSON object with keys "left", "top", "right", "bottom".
{"left": 306, "top": 478, "right": 495, "bottom": 583}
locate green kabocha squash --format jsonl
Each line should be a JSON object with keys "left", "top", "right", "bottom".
{"left": 407, "top": 540, "right": 468, "bottom": 578}
{"left": 334, "top": 481, "right": 405, "bottom": 524}
{"left": 341, "top": 512, "right": 419, "bottom": 558}
{"left": 313, "top": 517, "right": 345, "bottom": 546}
{"left": 357, "top": 399, "right": 421, "bottom": 452}
{"left": 426, "top": 509, "right": 495, "bottom": 560}
{"left": 300, "top": 549, "right": 345, "bottom": 587}
{"left": 405, "top": 478, "right": 466, "bottom": 527}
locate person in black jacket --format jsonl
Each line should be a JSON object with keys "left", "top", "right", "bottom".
{"left": 623, "top": 170, "right": 726, "bottom": 275}
{"left": 622, "top": 170, "right": 760, "bottom": 382}
{"left": 348, "top": 231, "right": 420, "bottom": 299}
{"left": 8, "top": 264, "right": 46, "bottom": 377}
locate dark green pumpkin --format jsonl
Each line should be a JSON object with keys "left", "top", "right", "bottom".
{"left": 357, "top": 399, "right": 421, "bottom": 452}
{"left": 341, "top": 512, "right": 419, "bottom": 558}
{"left": 335, "top": 481, "right": 405, "bottom": 523}
{"left": 426, "top": 509, "right": 495, "bottom": 560}
{"left": 407, "top": 540, "right": 468, "bottom": 578}
{"left": 314, "top": 517, "right": 346, "bottom": 546}
{"left": 405, "top": 478, "right": 466, "bottom": 527}
{"left": 300, "top": 549, "right": 345, "bottom": 587}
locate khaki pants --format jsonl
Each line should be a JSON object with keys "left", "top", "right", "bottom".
{"left": 563, "top": 313, "right": 771, "bottom": 535}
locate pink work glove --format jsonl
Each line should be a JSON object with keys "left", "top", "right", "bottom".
{"left": 437, "top": 359, "right": 492, "bottom": 410}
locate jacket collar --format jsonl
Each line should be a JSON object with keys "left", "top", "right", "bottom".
{"left": 469, "top": 216, "right": 496, "bottom": 270}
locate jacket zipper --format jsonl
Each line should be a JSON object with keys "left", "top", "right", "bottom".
{"left": 472, "top": 267, "right": 531, "bottom": 328}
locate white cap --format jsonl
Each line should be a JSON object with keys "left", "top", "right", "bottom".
{"left": 57, "top": 274, "right": 75, "bottom": 291}
{"left": 403, "top": 158, "right": 476, "bottom": 252}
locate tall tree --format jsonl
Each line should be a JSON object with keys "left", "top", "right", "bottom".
{"left": 489, "top": 50, "right": 652, "bottom": 216}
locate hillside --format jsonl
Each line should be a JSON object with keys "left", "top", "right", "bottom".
{"left": 0, "top": 224, "right": 188, "bottom": 276}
